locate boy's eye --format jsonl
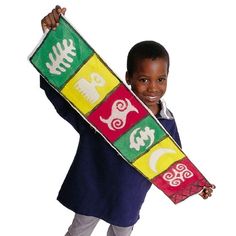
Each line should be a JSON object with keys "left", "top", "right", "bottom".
{"left": 158, "top": 78, "right": 166, "bottom": 83}
{"left": 139, "top": 78, "right": 148, "bottom": 83}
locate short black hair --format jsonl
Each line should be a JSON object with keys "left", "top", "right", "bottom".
{"left": 126, "top": 40, "right": 169, "bottom": 76}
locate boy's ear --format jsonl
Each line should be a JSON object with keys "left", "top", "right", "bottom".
{"left": 125, "top": 71, "right": 131, "bottom": 85}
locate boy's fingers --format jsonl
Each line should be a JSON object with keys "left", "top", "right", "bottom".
{"left": 55, "top": 5, "right": 66, "bottom": 15}
{"left": 55, "top": 5, "right": 61, "bottom": 11}
{"left": 42, "top": 22, "right": 48, "bottom": 32}
{"left": 41, "top": 15, "right": 52, "bottom": 31}
{"left": 52, "top": 6, "right": 66, "bottom": 29}
{"left": 61, "top": 7, "right": 67, "bottom": 15}
{"left": 199, "top": 186, "right": 213, "bottom": 199}
{"left": 41, "top": 6, "right": 67, "bottom": 33}
{"left": 41, "top": 17, "right": 47, "bottom": 31}
{"left": 52, "top": 8, "right": 60, "bottom": 22}
{"left": 208, "top": 183, "right": 215, "bottom": 189}
{"left": 211, "top": 184, "right": 216, "bottom": 189}
{"left": 48, "top": 13, "right": 57, "bottom": 29}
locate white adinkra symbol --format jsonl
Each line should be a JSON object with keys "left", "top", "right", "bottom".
{"left": 100, "top": 99, "right": 138, "bottom": 131}
{"left": 163, "top": 164, "right": 193, "bottom": 186}
{"left": 74, "top": 73, "right": 105, "bottom": 104}
{"left": 129, "top": 127, "right": 155, "bottom": 151}
{"left": 46, "top": 39, "right": 76, "bottom": 75}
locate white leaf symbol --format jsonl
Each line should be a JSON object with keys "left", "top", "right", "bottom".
{"left": 46, "top": 39, "right": 76, "bottom": 75}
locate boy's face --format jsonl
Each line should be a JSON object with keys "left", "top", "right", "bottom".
{"left": 126, "top": 58, "right": 168, "bottom": 114}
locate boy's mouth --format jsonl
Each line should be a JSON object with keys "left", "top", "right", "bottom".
{"left": 144, "top": 95, "right": 159, "bottom": 102}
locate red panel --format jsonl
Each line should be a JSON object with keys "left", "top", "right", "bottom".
{"left": 88, "top": 84, "right": 149, "bottom": 142}
{"left": 152, "top": 157, "right": 211, "bottom": 204}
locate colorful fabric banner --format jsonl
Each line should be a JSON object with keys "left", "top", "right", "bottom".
{"left": 29, "top": 16, "right": 211, "bottom": 204}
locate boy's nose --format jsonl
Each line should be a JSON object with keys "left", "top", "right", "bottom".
{"left": 147, "top": 82, "right": 158, "bottom": 92}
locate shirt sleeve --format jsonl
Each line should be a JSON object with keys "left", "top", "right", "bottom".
{"left": 159, "top": 118, "right": 182, "bottom": 148}
{"left": 39, "top": 76, "right": 86, "bottom": 133}
{"left": 170, "top": 119, "right": 182, "bottom": 148}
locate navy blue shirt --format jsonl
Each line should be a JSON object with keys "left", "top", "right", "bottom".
{"left": 40, "top": 77, "right": 181, "bottom": 227}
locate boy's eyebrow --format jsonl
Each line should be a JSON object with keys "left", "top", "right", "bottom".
{"left": 136, "top": 74, "right": 168, "bottom": 78}
{"left": 159, "top": 74, "right": 168, "bottom": 77}
{"left": 136, "top": 74, "right": 149, "bottom": 77}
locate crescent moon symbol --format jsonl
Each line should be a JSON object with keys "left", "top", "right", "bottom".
{"left": 149, "top": 148, "right": 176, "bottom": 173}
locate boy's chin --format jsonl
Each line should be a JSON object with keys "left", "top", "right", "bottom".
{"left": 143, "top": 99, "right": 159, "bottom": 106}
{"left": 143, "top": 102, "right": 159, "bottom": 110}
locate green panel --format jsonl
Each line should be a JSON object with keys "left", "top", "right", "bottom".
{"left": 30, "top": 17, "right": 94, "bottom": 89}
{"left": 114, "top": 115, "right": 166, "bottom": 162}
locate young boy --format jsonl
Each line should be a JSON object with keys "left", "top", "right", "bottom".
{"left": 40, "top": 5, "right": 214, "bottom": 236}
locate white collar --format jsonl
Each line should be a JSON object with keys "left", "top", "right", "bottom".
{"left": 158, "top": 100, "right": 174, "bottom": 120}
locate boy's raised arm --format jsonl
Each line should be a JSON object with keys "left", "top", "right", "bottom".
{"left": 39, "top": 6, "right": 87, "bottom": 133}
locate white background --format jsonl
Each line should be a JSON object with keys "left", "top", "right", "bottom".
{"left": 1, "top": 0, "right": 235, "bottom": 235}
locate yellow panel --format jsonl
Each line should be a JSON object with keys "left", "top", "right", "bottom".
{"left": 61, "top": 54, "right": 120, "bottom": 115}
{"left": 133, "top": 137, "right": 185, "bottom": 179}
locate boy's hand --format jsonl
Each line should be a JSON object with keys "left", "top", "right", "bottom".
{"left": 41, "top": 5, "right": 66, "bottom": 33}
{"left": 199, "top": 184, "right": 216, "bottom": 199}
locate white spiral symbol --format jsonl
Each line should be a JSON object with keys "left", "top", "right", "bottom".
{"left": 163, "top": 171, "right": 182, "bottom": 187}
{"left": 163, "top": 163, "right": 193, "bottom": 187}
{"left": 115, "top": 99, "right": 128, "bottom": 111}
{"left": 99, "top": 98, "right": 139, "bottom": 131}
{"left": 170, "top": 178, "right": 182, "bottom": 187}
{"left": 183, "top": 171, "right": 193, "bottom": 178}
{"left": 111, "top": 118, "right": 124, "bottom": 130}
{"left": 162, "top": 172, "right": 174, "bottom": 180}
{"left": 176, "top": 163, "right": 193, "bottom": 179}
{"left": 175, "top": 163, "right": 186, "bottom": 171}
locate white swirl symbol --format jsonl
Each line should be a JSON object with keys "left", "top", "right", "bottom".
{"left": 163, "top": 163, "right": 193, "bottom": 187}
{"left": 100, "top": 98, "right": 139, "bottom": 131}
